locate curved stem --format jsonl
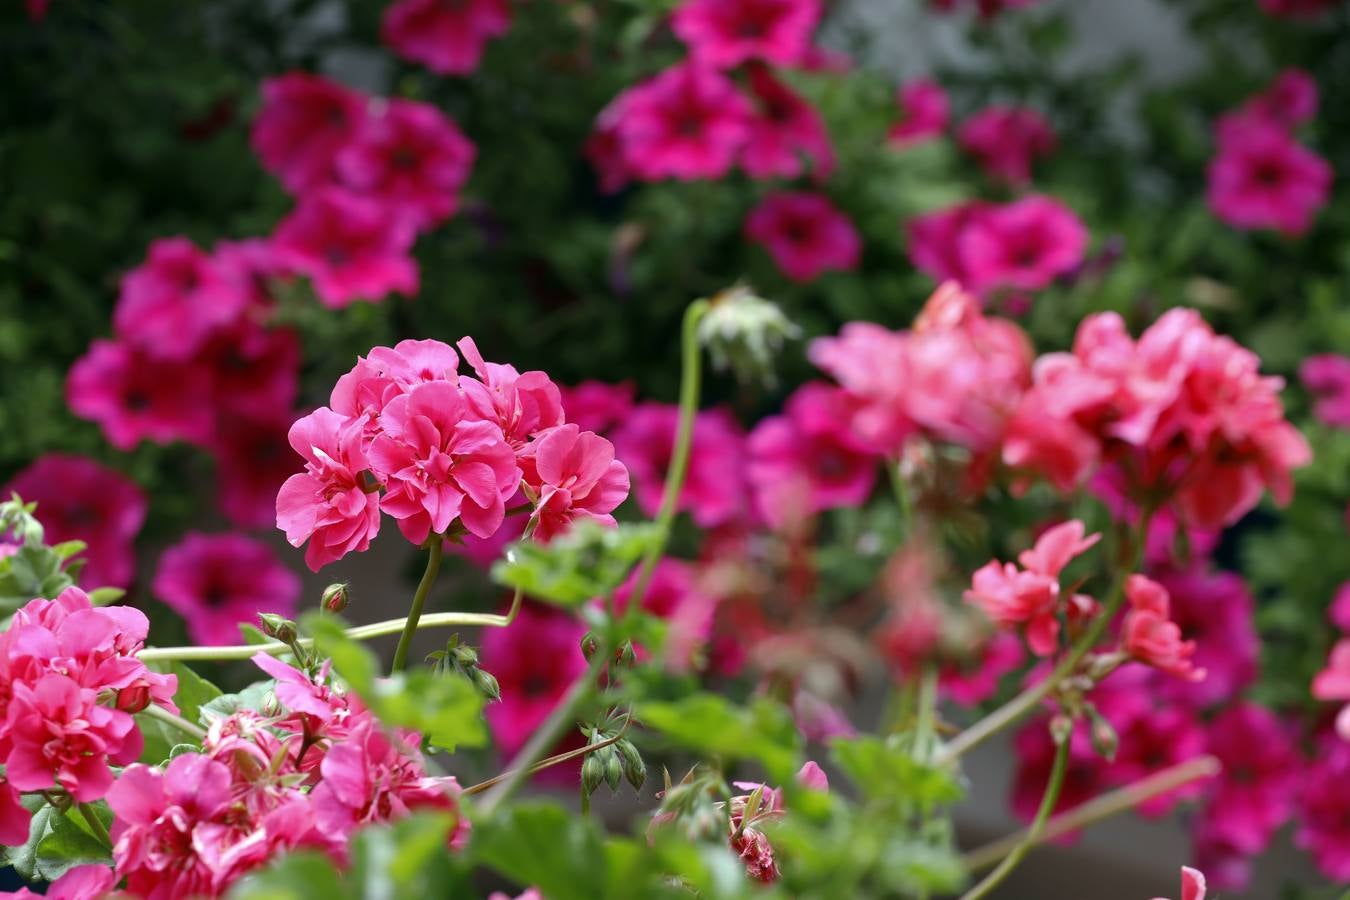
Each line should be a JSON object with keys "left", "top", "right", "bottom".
{"left": 76, "top": 802, "right": 112, "bottom": 851}
{"left": 960, "top": 734, "right": 1070, "bottom": 900}
{"left": 392, "top": 540, "right": 445, "bottom": 673}
{"left": 140, "top": 701, "right": 207, "bottom": 742}
{"left": 462, "top": 719, "right": 629, "bottom": 797}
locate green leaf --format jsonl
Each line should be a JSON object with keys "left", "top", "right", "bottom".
{"left": 349, "top": 812, "right": 467, "bottom": 899}
{"left": 470, "top": 802, "right": 609, "bottom": 900}
{"left": 830, "top": 736, "right": 962, "bottom": 810}
{"left": 228, "top": 851, "right": 351, "bottom": 900}
{"left": 200, "top": 680, "right": 275, "bottom": 725}
{"left": 85, "top": 587, "right": 126, "bottom": 606}
{"left": 639, "top": 695, "right": 801, "bottom": 783}
{"left": 490, "top": 521, "right": 658, "bottom": 607}
{"left": 0, "top": 797, "right": 112, "bottom": 882}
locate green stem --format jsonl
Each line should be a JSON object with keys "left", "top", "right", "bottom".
{"left": 463, "top": 719, "right": 629, "bottom": 797}
{"left": 914, "top": 665, "right": 939, "bottom": 762}
{"left": 140, "top": 701, "right": 207, "bottom": 742}
{"left": 960, "top": 734, "right": 1070, "bottom": 900}
{"left": 77, "top": 802, "right": 112, "bottom": 851}
{"left": 391, "top": 540, "right": 445, "bottom": 673}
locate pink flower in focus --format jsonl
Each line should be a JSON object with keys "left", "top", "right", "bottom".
{"left": 957, "top": 194, "right": 1089, "bottom": 294}
{"left": 330, "top": 338, "right": 462, "bottom": 433}
{"left": 1313, "top": 639, "right": 1350, "bottom": 740}
{"left": 745, "top": 191, "right": 861, "bottom": 283}
{"left": 113, "top": 237, "right": 248, "bottom": 361}
{"left": 276, "top": 407, "right": 383, "bottom": 571}
{"left": 1196, "top": 703, "right": 1301, "bottom": 860}
{"left": 457, "top": 337, "right": 565, "bottom": 449}
{"left": 4, "top": 454, "right": 146, "bottom": 589}
{"left": 381, "top": 0, "right": 510, "bottom": 76}
{"left": 1301, "top": 353, "right": 1350, "bottom": 428}
{"left": 671, "top": 0, "right": 821, "bottom": 68}
{"left": 1152, "top": 867, "right": 1207, "bottom": 900}
{"left": 958, "top": 105, "right": 1056, "bottom": 185}
{"left": 740, "top": 66, "right": 835, "bottom": 180}
{"left": 1122, "top": 575, "right": 1205, "bottom": 682}
{"left": 557, "top": 381, "right": 635, "bottom": 435}
{"left": 940, "top": 632, "right": 1025, "bottom": 706}
{"left": 1296, "top": 737, "right": 1350, "bottom": 882}
{"left": 152, "top": 532, "right": 300, "bottom": 647}
{"left": 1207, "top": 122, "right": 1331, "bottom": 236}
{"left": 520, "top": 424, "right": 629, "bottom": 541}
{"left": 251, "top": 73, "right": 367, "bottom": 194}
{"left": 66, "top": 339, "right": 215, "bottom": 450}
{"left": 889, "top": 78, "right": 949, "bottom": 147}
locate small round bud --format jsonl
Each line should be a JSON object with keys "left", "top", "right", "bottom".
{"left": 604, "top": 749, "right": 623, "bottom": 793}
{"left": 617, "top": 739, "right": 645, "bottom": 791}
{"left": 115, "top": 685, "right": 151, "bottom": 714}
{"left": 471, "top": 667, "right": 501, "bottom": 702}
{"left": 258, "top": 613, "right": 297, "bottom": 644}
{"left": 1049, "top": 714, "right": 1074, "bottom": 746}
{"left": 261, "top": 691, "right": 283, "bottom": 718}
{"left": 582, "top": 753, "right": 604, "bottom": 796}
{"left": 321, "top": 583, "right": 350, "bottom": 614}
{"left": 580, "top": 632, "right": 600, "bottom": 660}
{"left": 617, "top": 641, "right": 637, "bottom": 668}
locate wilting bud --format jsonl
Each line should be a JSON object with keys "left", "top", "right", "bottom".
{"left": 1087, "top": 705, "right": 1118, "bottom": 761}
{"left": 582, "top": 752, "right": 604, "bottom": 796}
{"left": 258, "top": 613, "right": 298, "bottom": 644}
{"left": 471, "top": 667, "right": 501, "bottom": 702}
{"left": 604, "top": 748, "right": 623, "bottom": 793}
{"left": 115, "top": 685, "right": 151, "bottom": 714}
{"left": 696, "top": 285, "right": 801, "bottom": 388}
{"left": 580, "top": 632, "right": 600, "bottom": 660}
{"left": 321, "top": 583, "right": 349, "bottom": 613}
{"left": 617, "top": 738, "right": 645, "bottom": 791}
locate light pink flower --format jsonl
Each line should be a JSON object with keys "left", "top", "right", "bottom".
{"left": 671, "top": 0, "right": 820, "bottom": 68}
{"left": 1152, "top": 867, "right": 1207, "bottom": 900}
{"left": 740, "top": 65, "right": 835, "bottom": 180}
{"left": 113, "top": 237, "right": 248, "bottom": 360}
{"left": 958, "top": 194, "right": 1089, "bottom": 294}
{"left": 1301, "top": 353, "right": 1350, "bottom": 428}
{"left": 958, "top": 105, "right": 1056, "bottom": 185}
{"left": 745, "top": 191, "right": 861, "bottom": 283}
{"left": 381, "top": 0, "right": 510, "bottom": 76}
{"left": 520, "top": 424, "right": 629, "bottom": 542}
{"left": 251, "top": 73, "right": 367, "bottom": 194}
{"left": 1208, "top": 121, "right": 1331, "bottom": 236}
{"left": 66, "top": 339, "right": 215, "bottom": 450}
{"left": 889, "top": 78, "right": 949, "bottom": 147}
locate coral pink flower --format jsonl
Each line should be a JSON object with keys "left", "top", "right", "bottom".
{"left": 152, "top": 532, "right": 300, "bottom": 647}
{"left": 211, "top": 411, "right": 301, "bottom": 530}
{"left": 889, "top": 78, "right": 949, "bottom": 147}
{"left": 272, "top": 187, "right": 419, "bottom": 307}
{"left": 66, "top": 339, "right": 215, "bottom": 450}
{"left": 1122, "top": 575, "right": 1204, "bottom": 681}
{"left": 747, "top": 381, "right": 879, "bottom": 528}
{"left": 1195, "top": 703, "right": 1301, "bottom": 860}
{"left": 958, "top": 105, "right": 1056, "bottom": 185}
{"left": 381, "top": 0, "right": 510, "bottom": 76}
{"left": 958, "top": 194, "right": 1089, "bottom": 294}
{"left": 520, "top": 424, "right": 629, "bottom": 542}
{"left": 557, "top": 381, "right": 635, "bottom": 435}
{"left": 906, "top": 200, "right": 990, "bottom": 287}
{"left": 456, "top": 337, "right": 565, "bottom": 448}
{"left": 251, "top": 73, "right": 367, "bottom": 194}
{"left": 1302, "top": 353, "right": 1350, "bottom": 428}
{"left": 740, "top": 65, "right": 835, "bottom": 180}
{"left": 337, "top": 98, "right": 476, "bottom": 230}
{"left": 671, "top": 0, "right": 821, "bottom": 68}
{"left": 371, "top": 381, "right": 521, "bottom": 544}
{"left": 1207, "top": 122, "right": 1331, "bottom": 236}
{"left": 1296, "top": 737, "right": 1350, "bottom": 882}
{"left": 1313, "top": 639, "right": 1350, "bottom": 740}
{"left": 4, "top": 454, "right": 146, "bottom": 589}
{"left": 612, "top": 62, "right": 754, "bottom": 181}
{"left": 113, "top": 237, "right": 248, "bottom": 360}
{"left": 276, "top": 407, "right": 383, "bottom": 571}
{"left": 744, "top": 191, "right": 861, "bottom": 283}
{"left": 1152, "top": 867, "right": 1207, "bottom": 900}
{"left": 612, "top": 404, "right": 748, "bottom": 528}
{"left": 940, "top": 632, "right": 1025, "bottom": 706}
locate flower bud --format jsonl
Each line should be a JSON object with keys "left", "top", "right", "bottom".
{"left": 1049, "top": 713, "right": 1074, "bottom": 747}
{"left": 1087, "top": 706, "right": 1118, "bottom": 761}
{"left": 471, "top": 667, "right": 501, "bottom": 702}
{"left": 617, "top": 738, "right": 645, "bottom": 791}
{"left": 261, "top": 691, "right": 283, "bottom": 719}
{"left": 617, "top": 641, "right": 637, "bottom": 668}
{"left": 580, "top": 632, "right": 600, "bottom": 660}
{"left": 582, "top": 753, "right": 604, "bottom": 796}
{"left": 321, "top": 583, "right": 350, "bottom": 613}
{"left": 604, "top": 748, "right": 623, "bottom": 793}
{"left": 115, "top": 685, "right": 151, "bottom": 714}
{"left": 697, "top": 285, "right": 801, "bottom": 388}
{"left": 258, "top": 613, "right": 297, "bottom": 644}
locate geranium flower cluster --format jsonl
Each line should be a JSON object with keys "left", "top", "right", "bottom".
{"left": 277, "top": 337, "right": 628, "bottom": 570}
{"left": 0, "top": 588, "right": 176, "bottom": 844}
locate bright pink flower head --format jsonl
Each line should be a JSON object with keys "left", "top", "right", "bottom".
{"left": 1296, "top": 737, "right": 1350, "bottom": 882}
{"left": 740, "top": 66, "right": 835, "bottom": 180}
{"left": 331, "top": 338, "right": 462, "bottom": 433}
{"left": 271, "top": 187, "right": 419, "bottom": 308}
{"left": 557, "top": 381, "right": 635, "bottom": 435}
{"left": 906, "top": 200, "right": 990, "bottom": 287}
{"left": 671, "top": 0, "right": 821, "bottom": 68}
{"left": 612, "top": 62, "right": 754, "bottom": 182}
{"left": 1101, "top": 692, "right": 1208, "bottom": 817}
{"left": 1149, "top": 567, "right": 1257, "bottom": 707}
{"left": 214, "top": 238, "right": 287, "bottom": 313}
{"left": 1208, "top": 122, "right": 1331, "bottom": 236}
{"left": 958, "top": 194, "right": 1088, "bottom": 294}
{"left": 889, "top": 78, "right": 949, "bottom": 147}
{"left": 520, "top": 424, "right": 629, "bottom": 542}
{"left": 371, "top": 381, "right": 521, "bottom": 544}
{"left": 1313, "top": 639, "right": 1350, "bottom": 740}
{"left": 1197, "top": 703, "right": 1301, "bottom": 858}
{"left": 337, "top": 98, "right": 476, "bottom": 230}
{"left": 113, "top": 237, "right": 248, "bottom": 361}
{"left": 381, "top": 0, "right": 510, "bottom": 76}
{"left": 958, "top": 105, "right": 1056, "bottom": 185}
{"left": 940, "top": 632, "right": 1025, "bottom": 706}
{"left": 152, "top": 532, "right": 300, "bottom": 647}
{"left": 585, "top": 93, "right": 636, "bottom": 195}
{"left": 66, "top": 339, "right": 215, "bottom": 450}
{"left": 1240, "top": 68, "right": 1319, "bottom": 131}
{"left": 612, "top": 558, "right": 718, "bottom": 671}
{"left": 251, "top": 73, "right": 367, "bottom": 194}
{"left": 1152, "top": 867, "right": 1207, "bottom": 900}
{"left": 202, "top": 323, "right": 301, "bottom": 426}
{"left": 276, "top": 407, "right": 383, "bottom": 571}
{"left": 4, "top": 454, "right": 146, "bottom": 589}
{"left": 745, "top": 191, "right": 861, "bottom": 283}
{"left": 748, "top": 381, "right": 879, "bottom": 528}
{"left": 1302, "top": 353, "right": 1350, "bottom": 428}
{"left": 1122, "top": 574, "right": 1205, "bottom": 682}
{"left": 457, "top": 336, "right": 565, "bottom": 449}
{"left": 212, "top": 410, "right": 301, "bottom": 530}
{"left": 612, "top": 404, "right": 748, "bottom": 528}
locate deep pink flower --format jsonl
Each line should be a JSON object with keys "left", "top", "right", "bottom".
{"left": 889, "top": 78, "right": 949, "bottom": 147}
{"left": 612, "top": 63, "right": 755, "bottom": 181}
{"left": 251, "top": 73, "right": 367, "bottom": 194}
{"left": 152, "top": 532, "right": 300, "bottom": 647}
{"left": 1208, "top": 121, "right": 1331, "bottom": 235}
{"left": 276, "top": 407, "right": 383, "bottom": 571}
{"left": 557, "top": 381, "right": 635, "bottom": 435}
{"left": 1302, "top": 353, "right": 1350, "bottom": 428}
{"left": 4, "top": 454, "right": 146, "bottom": 589}
{"left": 958, "top": 105, "right": 1056, "bottom": 185}
{"left": 1197, "top": 703, "right": 1301, "bottom": 859}
{"left": 612, "top": 559, "right": 718, "bottom": 672}
{"left": 585, "top": 93, "right": 636, "bottom": 195}
{"left": 457, "top": 336, "right": 565, "bottom": 449}
{"left": 337, "top": 98, "right": 476, "bottom": 230}
{"left": 745, "top": 191, "right": 861, "bottom": 283}
{"left": 1103, "top": 698, "right": 1208, "bottom": 817}
{"left": 1238, "top": 68, "right": 1319, "bottom": 131}
{"left": 1149, "top": 567, "right": 1257, "bottom": 707}
{"left": 939, "top": 632, "right": 1025, "bottom": 706}
{"left": 671, "top": 0, "right": 820, "bottom": 68}
{"left": 1313, "top": 639, "right": 1350, "bottom": 740}
{"left": 1296, "top": 737, "right": 1350, "bottom": 882}
{"left": 381, "top": 0, "right": 510, "bottom": 76}
{"left": 214, "top": 238, "right": 287, "bottom": 313}
{"left": 212, "top": 411, "right": 301, "bottom": 530}
{"left": 0, "top": 863, "right": 117, "bottom": 900}
{"left": 0, "top": 780, "right": 29, "bottom": 845}
{"left": 520, "top": 424, "right": 629, "bottom": 542}
{"left": 66, "top": 339, "right": 215, "bottom": 450}
{"left": 1012, "top": 716, "right": 1109, "bottom": 825}
{"left": 958, "top": 194, "right": 1089, "bottom": 294}
{"left": 113, "top": 237, "right": 248, "bottom": 360}
{"left": 203, "top": 321, "right": 301, "bottom": 421}
{"left": 1122, "top": 575, "right": 1204, "bottom": 682}
{"left": 740, "top": 65, "right": 835, "bottom": 180}
{"left": 1152, "top": 867, "right": 1207, "bottom": 900}
{"left": 906, "top": 201, "right": 990, "bottom": 287}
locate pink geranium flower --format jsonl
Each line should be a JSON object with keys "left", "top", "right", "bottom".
{"left": 671, "top": 0, "right": 821, "bottom": 68}
{"left": 271, "top": 187, "right": 419, "bottom": 307}
{"left": 740, "top": 66, "right": 835, "bottom": 180}
{"left": 1152, "top": 867, "right": 1207, "bottom": 900}
{"left": 1207, "top": 121, "right": 1331, "bottom": 236}
{"left": 276, "top": 407, "right": 384, "bottom": 571}
{"left": 958, "top": 105, "right": 1056, "bottom": 185}
{"left": 4, "top": 453, "right": 146, "bottom": 589}
{"left": 251, "top": 73, "right": 367, "bottom": 194}
{"left": 381, "top": 0, "right": 511, "bottom": 76}
{"left": 957, "top": 194, "right": 1088, "bottom": 294}
{"left": 889, "top": 78, "right": 949, "bottom": 147}
{"left": 1149, "top": 567, "right": 1258, "bottom": 707}
{"left": 152, "top": 532, "right": 301, "bottom": 647}
{"left": 745, "top": 191, "right": 861, "bottom": 283}
{"left": 330, "top": 338, "right": 462, "bottom": 433}
{"left": 520, "top": 424, "right": 629, "bottom": 542}
{"left": 66, "top": 339, "right": 215, "bottom": 450}
{"left": 1301, "top": 353, "right": 1350, "bottom": 428}
{"left": 1122, "top": 575, "right": 1205, "bottom": 682}
{"left": 557, "top": 381, "right": 635, "bottom": 435}
{"left": 457, "top": 336, "right": 565, "bottom": 448}
{"left": 113, "top": 237, "right": 248, "bottom": 361}
{"left": 1296, "top": 737, "right": 1350, "bottom": 882}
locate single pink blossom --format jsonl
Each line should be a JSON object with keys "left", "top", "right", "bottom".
{"left": 906, "top": 201, "right": 990, "bottom": 287}
{"left": 671, "top": 0, "right": 821, "bottom": 68}
{"left": 745, "top": 191, "right": 861, "bottom": 283}
{"left": 113, "top": 237, "right": 249, "bottom": 360}
{"left": 1122, "top": 575, "right": 1205, "bottom": 682}
{"left": 957, "top": 194, "right": 1089, "bottom": 294}
{"left": 958, "top": 105, "right": 1056, "bottom": 185}
{"left": 66, "top": 339, "right": 215, "bottom": 450}
{"left": 740, "top": 65, "right": 835, "bottom": 180}
{"left": 520, "top": 424, "right": 629, "bottom": 542}
{"left": 1208, "top": 121, "right": 1331, "bottom": 236}
{"left": 381, "top": 0, "right": 511, "bottom": 76}
{"left": 251, "top": 73, "right": 367, "bottom": 194}
{"left": 889, "top": 78, "right": 949, "bottom": 147}
{"left": 1196, "top": 703, "right": 1301, "bottom": 859}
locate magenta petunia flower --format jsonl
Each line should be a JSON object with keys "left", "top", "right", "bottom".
{"left": 1301, "top": 353, "right": 1350, "bottom": 428}
{"left": 740, "top": 65, "right": 835, "bottom": 180}
{"left": 66, "top": 339, "right": 215, "bottom": 450}
{"left": 211, "top": 410, "right": 302, "bottom": 530}
{"left": 957, "top": 105, "right": 1056, "bottom": 186}
{"left": 906, "top": 200, "right": 991, "bottom": 287}
{"left": 671, "top": 0, "right": 820, "bottom": 68}
{"left": 557, "top": 380, "right": 635, "bottom": 436}
{"left": 585, "top": 93, "right": 636, "bottom": 195}
{"left": 251, "top": 72, "right": 367, "bottom": 194}
{"left": 1207, "top": 121, "right": 1331, "bottom": 236}
{"left": 1195, "top": 703, "right": 1301, "bottom": 861}
{"left": 889, "top": 78, "right": 949, "bottom": 147}
{"left": 202, "top": 321, "right": 301, "bottom": 421}
{"left": 519, "top": 424, "right": 629, "bottom": 542}
{"left": 957, "top": 194, "right": 1089, "bottom": 294}
{"left": 744, "top": 191, "right": 861, "bottom": 283}
{"left": 1101, "top": 694, "right": 1208, "bottom": 817}
{"left": 1296, "top": 736, "right": 1350, "bottom": 882}
{"left": 381, "top": 0, "right": 511, "bottom": 76}
{"left": 939, "top": 632, "right": 1025, "bottom": 707}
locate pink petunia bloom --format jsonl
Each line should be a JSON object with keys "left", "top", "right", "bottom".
{"left": 1122, "top": 575, "right": 1205, "bottom": 682}
{"left": 585, "top": 93, "right": 636, "bottom": 195}
{"left": 744, "top": 191, "right": 861, "bottom": 283}
{"left": 152, "top": 532, "right": 300, "bottom": 647}
{"left": 202, "top": 321, "right": 301, "bottom": 422}
{"left": 1238, "top": 68, "right": 1319, "bottom": 132}
{"left": 272, "top": 187, "right": 419, "bottom": 307}
{"left": 214, "top": 238, "right": 288, "bottom": 313}
{"left": 611, "top": 62, "right": 755, "bottom": 182}
{"left": 66, "top": 339, "right": 215, "bottom": 450}
{"left": 4, "top": 454, "right": 146, "bottom": 589}
{"left": 1331, "top": 581, "right": 1350, "bottom": 632}
{"left": 1207, "top": 121, "right": 1332, "bottom": 236}
{"left": 889, "top": 78, "right": 949, "bottom": 147}
{"left": 212, "top": 411, "right": 302, "bottom": 530}
{"left": 1302, "top": 353, "right": 1350, "bottom": 428}
{"left": 740, "top": 65, "right": 835, "bottom": 180}
{"left": 939, "top": 632, "right": 1025, "bottom": 706}
{"left": 251, "top": 73, "right": 367, "bottom": 194}
{"left": 612, "top": 403, "right": 749, "bottom": 528}
{"left": 381, "top": 0, "right": 511, "bottom": 76}
{"left": 1296, "top": 736, "right": 1350, "bottom": 882}
{"left": 1102, "top": 696, "right": 1208, "bottom": 817}
{"left": 747, "top": 381, "right": 879, "bottom": 528}
{"left": 611, "top": 558, "right": 718, "bottom": 672}
{"left": 557, "top": 381, "right": 635, "bottom": 435}
{"left": 1313, "top": 639, "right": 1350, "bottom": 740}
{"left": 276, "top": 407, "right": 384, "bottom": 571}
{"left": 957, "top": 194, "right": 1089, "bottom": 294}
{"left": 958, "top": 105, "right": 1056, "bottom": 185}
{"left": 906, "top": 200, "right": 990, "bottom": 287}
{"left": 113, "top": 237, "right": 249, "bottom": 361}
{"left": 1152, "top": 867, "right": 1207, "bottom": 900}
{"left": 337, "top": 98, "right": 476, "bottom": 230}
{"left": 456, "top": 336, "right": 565, "bottom": 449}
{"left": 371, "top": 381, "right": 521, "bottom": 544}
{"left": 671, "top": 0, "right": 821, "bottom": 68}
{"left": 519, "top": 424, "right": 629, "bottom": 542}
{"left": 1149, "top": 567, "right": 1258, "bottom": 707}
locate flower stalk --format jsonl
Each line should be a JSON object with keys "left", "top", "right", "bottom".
{"left": 391, "top": 539, "right": 445, "bottom": 673}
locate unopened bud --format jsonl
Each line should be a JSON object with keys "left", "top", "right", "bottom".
{"left": 258, "top": 613, "right": 297, "bottom": 644}
{"left": 1049, "top": 714, "right": 1074, "bottom": 746}
{"left": 115, "top": 685, "right": 151, "bottom": 714}
{"left": 617, "top": 738, "right": 645, "bottom": 791}
{"left": 321, "top": 583, "right": 349, "bottom": 614}
{"left": 617, "top": 641, "right": 637, "bottom": 668}
{"left": 471, "top": 667, "right": 501, "bottom": 702}
{"left": 604, "top": 749, "right": 623, "bottom": 793}
{"left": 580, "top": 632, "right": 600, "bottom": 660}
{"left": 261, "top": 691, "right": 283, "bottom": 718}
{"left": 453, "top": 644, "right": 479, "bottom": 667}
{"left": 1087, "top": 706, "right": 1119, "bottom": 761}
{"left": 582, "top": 753, "right": 604, "bottom": 796}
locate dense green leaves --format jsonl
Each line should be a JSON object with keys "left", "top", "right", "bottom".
{"left": 491, "top": 522, "right": 659, "bottom": 608}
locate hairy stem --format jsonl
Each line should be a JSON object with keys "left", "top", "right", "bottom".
{"left": 140, "top": 701, "right": 207, "bottom": 742}
{"left": 391, "top": 540, "right": 445, "bottom": 673}
{"left": 76, "top": 802, "right": 112, "bottom": 851}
